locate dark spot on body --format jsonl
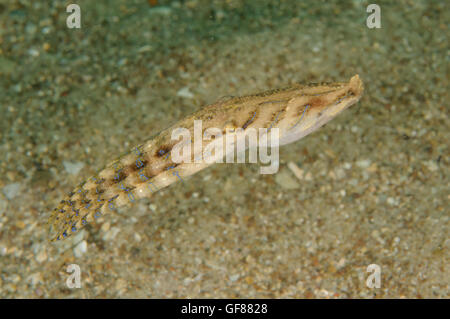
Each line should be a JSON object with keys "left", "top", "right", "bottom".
{"left": 308, "top": 97, "right": 327, "bottom": 108}
{"left": 156, "top": 145, "right": 172, "bottom": 157}
{"left": 112, "top": 170, "right": 127, "bottom": 184}
{"left": 95, "top": 178, "right": 106, "bottom": 184}
{"left": 128, "top": 158, "right": 148, "bottom": 173}
{"left": 108, "top": 195, "right": 119, "bottom": 202}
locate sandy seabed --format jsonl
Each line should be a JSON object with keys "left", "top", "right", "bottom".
{"left": 0, "top": 0, "right": 448, "bottom": 298}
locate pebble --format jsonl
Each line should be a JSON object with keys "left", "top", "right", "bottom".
{"left": 138, "top": 45, "right": 152, "bottom": 53}
{"left": 27, "top": 272, "right": 43, "bottom": 286}
{"left": 304, "top": 172, "right": 313, "bottom": 181}
{"left": 356, "top": 159, "right": 371, "bottom": 169}
{"left": 63, "top": 161, "right": 85, "bottom": 175}
{"left": 2, "top": 182, "right": 22, "bottom": 200}
{"left": 275, "top": 169, "right": 300, "bottom": 189}
{"left": 72, "top": 229, "right": 86, "bottom": 245}
{"left": 177, "top": 87, "right": 195, "bottom": 99}
{"left": 101, "top": 222, "right": 111, "bottom": 232}
{"left": 387, "top": 197, "right": 399, "bottom": 206}
{"left": 103, "top": 227, "right": 121, "bottom": 241}
{"left": 343, "top": 162, "right": 352, "bottom": 170}
{"left": 16, "top": 221, "right": 26, "bottom": 229}
{"left": 148, "top": 6, "right": 172, "bottom": 16}
{"left": 334, "top": 167, "right": 346, "bottom": 179}
{"left": 10, "top": 274, "right": 21, "bottom": 284}
{"left": 287, "top": 161, "right": 304, "bottom": 180}
{"left": 423, "top": 160, "right": 438, "bottom": 172}
{"left": 73, "top": 240, "right": 87, "bottom": 258}
{"left": 0, "top": 245, "right": 7, "bottom": 256}
{"left": 336, "top": 258, "right": 346, "bottom": 269}
{"left": 115, "top": 278, "right": 128, "bottom": 295}
{"left": 36, "top": 250, "right": 47, "bottom": 263}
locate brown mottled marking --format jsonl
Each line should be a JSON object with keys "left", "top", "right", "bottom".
{"left": 111, "top": 171, "right": 127, "bottom": 184}
{"left": 155, "top": 145, "right": 172, "bottom": 157}
{"left": 271, "top": 107, "right": 287, "bottom": 126}
{"left": 241, "top": 109, "right": 258, "bottom": 129}
{"left": 308, "top": 97, "right": 328, "bottom": 108}
{"left": 125, "top": 158, "right": 148, "bottom": 174}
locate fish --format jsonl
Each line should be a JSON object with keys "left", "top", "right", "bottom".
{"left": 48, "top": 74, "right": 364, "bottom": 242}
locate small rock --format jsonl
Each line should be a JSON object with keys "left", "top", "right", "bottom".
{"left": 63, "top": 161, "right": 84, "bottom": 175}
{"left": 28, "top": 48, "right": 39, "bottom": 57}
{"left": 27, "top": 272, "right": 43, "bottom": 286}
{"left": 343, "top": 162, "right": 352, "bottom": 170}
{"left": 101, "top": 222, "right": 111, "bottom": 232}
{"left": 334, "top": 167, "right": 346, "bottom": 179}
{"left": 287, "top": 162, "right": 304, "bottom": 180}
{"left": 0, "top": 245, "right": 7, "bottom": 256}
{"left": 10, "top": 274, "right": 21, "bottom": 284}
{"left": 115, "top": 278, "right": 128, "bottom": 294}
{"left": 16, "top": 221, "right": 26, "bottom": 229}
{"left": 73, "top": 240, "right": 87, "bottom": 258}
{"left": 356, "top": 159, "right": 371, "bottom": 169}
{"left": 25, "top": 23, "right": 37, "bottom": 34}
{"left": 177, "top": 87, "right": 194, "bottom": 99}
{"left": 275, "top": 169, "right": 299, "bottom": 189}
{"left": 2, "top": 182, "right": 22, "bottom": 200}
{"left": 36, "top": 250, "right": 47, "bottom": 263}
{"left": 103, "top": 227, "right": 120, "bottom": 241}
{"left": 304, "top": 172, "right": 313, "bottom": 181}
{"left": 148, "top": 6, "right": 172, "bottom": 15}
{"left": 337, "top": 258, "right": 346, "bottom": 269}
{"left": 138, "top": 45, "right": 152, "bottom": 53}
{"left": 423, "top": 160, "right": 438, "bottom": 172}
{"left": 387, "top": 197, "right": 399, "bottom": 206}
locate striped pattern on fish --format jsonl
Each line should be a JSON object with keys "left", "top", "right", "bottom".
{"left": 48, "top": 75, "right": 364, "bottom": 241}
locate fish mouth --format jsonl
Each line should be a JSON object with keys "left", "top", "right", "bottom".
{"left": 311, "top": 74, "right": 364, "bottom": 120}
{"left": 278, "top": 74, "right": 363, "bottom": 146}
